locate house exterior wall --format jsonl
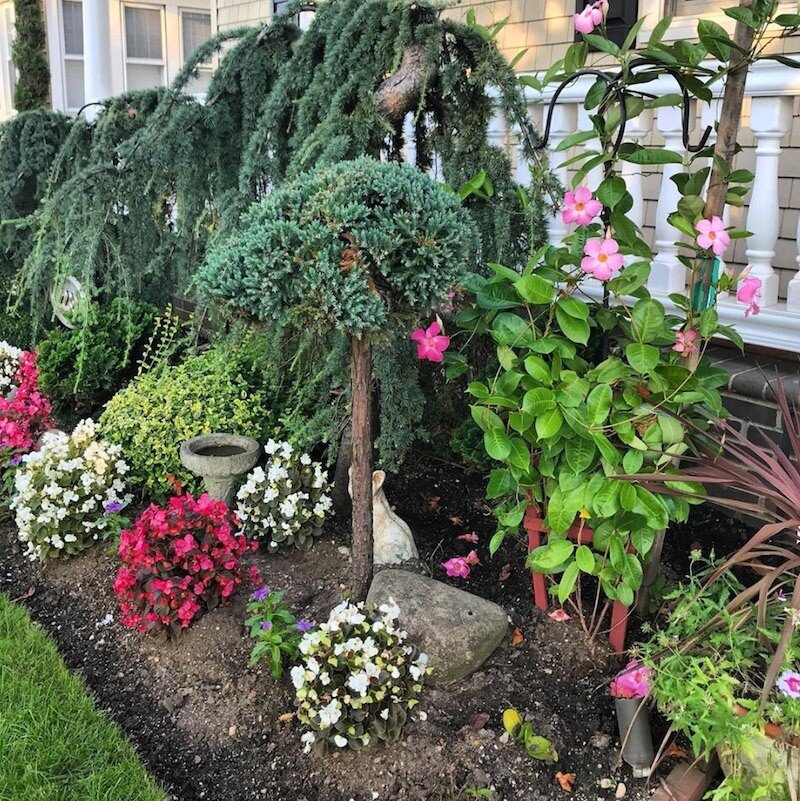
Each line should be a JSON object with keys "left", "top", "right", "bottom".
{"left": 0, "top": 0, "right": 211, "bottom": 121}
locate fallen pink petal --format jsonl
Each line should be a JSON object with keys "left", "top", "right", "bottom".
{"left": 549, "top": 609, "right": 572, "bottom": 622}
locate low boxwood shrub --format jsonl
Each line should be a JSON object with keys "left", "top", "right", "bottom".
{"left": 10, "top": 419, "right": 131, "bottom": 560}
{"left": 37, "top": 298, "right": 158, "bottom": 421}
{"left": 236, "top": 439, "right": 332, "bottom": 552}
{"left": 113, "top": 493, "right": 252, "bottom": 638}
{"left": 99, "top": 349, "right": 271, "bottom": 500}
{"left": 292, "top": 599, "right": 429, "bottom": 755}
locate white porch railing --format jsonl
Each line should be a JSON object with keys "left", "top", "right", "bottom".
{"left": 407, "top": 60, "right": 800, "bottom": 352}
{"left": 522, "top": 59, "right": 800, "bottom": 351}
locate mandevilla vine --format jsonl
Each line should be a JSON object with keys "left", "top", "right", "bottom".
{"left": 458, "top": 0, "right": 800, "bottom": 629}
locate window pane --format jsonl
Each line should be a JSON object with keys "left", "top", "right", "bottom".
{"left": 181, "top": 11, "right": 210, "bottom": 58}
{"left": 124, "top": 7, "right": 162, "bottom": 60}
{"left": 126, "top": 62, "right": 163, "bottom": 90}
{"left": 62, "top": 0, "right": 83, "bottom": 55}
{"left": 65, "top": 59, "right": 84, "bottom": 108}
{"left": 273, "top": 0, "right": 292, "bottom": 13}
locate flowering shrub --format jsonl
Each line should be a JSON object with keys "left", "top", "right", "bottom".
{"left": 245, "top": 583, "right": 313, "bottom": 678}
{"left": 0, "top": 340, "right": 22, "bottom": 396}
{"left": 10, "top": 419, "right": 131, "bottom": 560}
{"left": 114, "top": 493, "right": 251, "bottom": 638}
{"left": 0, "top": 349, "right": 53, "bottom": 454}
{"left": 292, "top": 598, "right": 429, "bottom": 755}
{"left": 236, "top": 440, "right": 332, "bottom": 552}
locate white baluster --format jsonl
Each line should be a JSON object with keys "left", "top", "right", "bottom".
{"left": 547, "top": 103, "right": 579, "bottom": 247}
{"left": 739, "top": 95, "right": 792, "bottom": 309}
{"left": 576, "top": 105, "right": 604, "bottom": 191}
{"left": 649, "top": 105, "right": 690, "bottom": 295}
{"left": 403, "top": 112, "right": 417, "bottom": 167}
{"left": 787, "top": 211, "right": 800, "bottom": 311}
{"left": 620, "top": 108, "right": 653, "bottom": 235}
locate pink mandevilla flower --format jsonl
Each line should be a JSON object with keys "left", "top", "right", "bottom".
{"left": 695, "top": 216, "right": 730, "bottom": 257}
{"left": 441, "top": 549, "right": 480, "bottom": 579}
{"left": 581, "top": 237, "right": 624, "bottom": 281}
{"left": 737, "top": 276, "right": 762, "bottom": 318}
{"left": 777, "top": 670, "right": 800, "bottom": 700}
{"left": 562, "top": 186, "right": 603, "bottom": 227}
{"left": 610, "top": 660, "right": 653, "bottom": 698}
{"left": 672, "top": 328, "right": 698, "bottom": 356}
{"left": 410, "top": 321, "right": 450, "bottom": 363}
{"left": 573, "top": 0, "right": 606, "bottom": 33}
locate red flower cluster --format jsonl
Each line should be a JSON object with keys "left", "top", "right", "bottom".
{"left": 113, "top": 493, "right": 254, "bottom": 637}
{"left": 0, "top": 350, "right": 54, "bottom": 455}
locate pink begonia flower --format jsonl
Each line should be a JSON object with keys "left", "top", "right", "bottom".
{"left": 411, "top": 321, "right": 450, "bottom": 363}
{"left": 672, "top": 328, "right": 698, "bottom": 356}
{"left": 610, "top": 660, "right": 653, "bottom": 699}
{"left": 573, "top": 0, "right": 605, "bottom": 34}
{"left": 777, "top": 670, "right": 800, "bottom": 700}
{"left": 737, "top": 276, "right": 762, "bottom": 318}
{"left": 441, "top": 549, "right": 480, "bottom": 579}
{"left": 581, "top": 236, "right": 624, "bottom": 281}
{"left": 549, "top": 609, "right": 572, "bottom": 622}
{"left": 562, "top": 186, "right": 603, "bottom": 227}
{"left": 695, "top": 216, "right": 730, "bottom": 257}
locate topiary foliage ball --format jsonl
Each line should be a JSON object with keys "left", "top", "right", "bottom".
{"left": 197, "top": 157, "right": 479, "bottom": 333}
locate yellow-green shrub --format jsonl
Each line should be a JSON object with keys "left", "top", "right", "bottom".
{"left": 100, "top": 351, "right": 271, "bottom": 500}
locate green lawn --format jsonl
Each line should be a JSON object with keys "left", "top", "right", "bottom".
{"left": 0, "top": 594, "right": 168, "bottom": 801}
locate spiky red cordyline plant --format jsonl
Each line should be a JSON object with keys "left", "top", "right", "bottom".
{"left": 623, "top": 375, "right": 800, "bottom": 706}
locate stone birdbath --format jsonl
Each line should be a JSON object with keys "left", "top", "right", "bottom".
{"left": 179, "top": 433, "right": 260, "bottom": 506}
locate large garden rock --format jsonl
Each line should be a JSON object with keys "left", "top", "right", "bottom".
{"left": 366, "top": 569, "right": 508, "bottom": 684}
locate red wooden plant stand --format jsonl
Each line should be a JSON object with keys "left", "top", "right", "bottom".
{"left": 524, "top": 506, "right": 629, "bottom": 653}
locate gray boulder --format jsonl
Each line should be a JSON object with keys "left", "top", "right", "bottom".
{"left": 366, "top": 569, "right": 509, "bottom": 684}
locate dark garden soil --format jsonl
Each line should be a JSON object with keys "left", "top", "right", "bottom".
{"left": 0, "top": 452, "right": 751, "bottom": 801}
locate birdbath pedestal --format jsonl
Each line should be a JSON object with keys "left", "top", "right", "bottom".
{"left": 179, "top": 433, "right": 260, "bottom": 506}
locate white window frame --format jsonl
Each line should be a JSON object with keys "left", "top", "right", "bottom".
{"left": 179, "top": 7, "right": 211, "bottom": 65}
{"left": 121, "top": 1, "right": 167, "bottom": 91}
{"left": 59, "top": 0, "right": 84, "bottom": 112}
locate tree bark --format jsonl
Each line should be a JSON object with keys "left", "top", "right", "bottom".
{"left": 702, "top": 0, "right": 757, "bottom": 222}
{"left": 695, "top": 0, "right": 757, "bottom": 305}
{"left": 350, "top": 335, "right": 374, "bottom": 600}
{"left": 377, "top": 43, "right": 436, "bottom": 123}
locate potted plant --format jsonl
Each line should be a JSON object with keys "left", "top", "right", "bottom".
{"left": 610, "top": 660, "right": 655, "bottom": 777}
{"left": 638, "top": 557, "right": 800, "bottom": 800}
{"left": 453, "top": 0, "right": 798, "bottom": 646}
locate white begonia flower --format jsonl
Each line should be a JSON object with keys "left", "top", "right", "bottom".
{"left": 333, "top": 735, "right": 348, "bottom": 748}
{"left": 347, "top": 672, "right": 370, "bottom": 696}
{"left": 379, "top": 598, "right": 401, "bottom": 621}
{"left": 290, "top": 665, "right": 306, "bottom": 689}
{"left": 301, "top": 731, "right": 316, "bottom": 753}
{"left": 318, "top": 699, "right": 341, "bottom": 729}
{"left": 264, "top": 439, "right": 280, "bottom": 455}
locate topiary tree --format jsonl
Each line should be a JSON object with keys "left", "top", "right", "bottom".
{"left": 11, "top": 0, "right": 51, "bottom": 111}
{"left": 197, "top": 156, "right": 478, "bottom": 597}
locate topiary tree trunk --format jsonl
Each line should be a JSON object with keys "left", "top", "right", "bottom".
{"left": 350, "top": 335, "right": 373, "bottom": 599}
{"left": 12, "top": 0, "right": 51, "bottom": 111}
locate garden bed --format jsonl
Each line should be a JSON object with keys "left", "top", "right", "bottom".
{"left": 0, "top": 452, "right": 749, "bottom": 801}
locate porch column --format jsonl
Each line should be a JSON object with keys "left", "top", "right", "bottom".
{"left": 83, "top": 0, "right": 113, "bottom": 118}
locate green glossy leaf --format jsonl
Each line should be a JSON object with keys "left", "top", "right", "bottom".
{"left": 625, "top": 342, "right": 660, "bottom": 374}
{"left": 586, "top": 384, "right": 612, "bottom": 425}
{"left": 523, "top": 387, "right": 556, "bottom": 416}
{"left": 575, "top": 544, "right": 596, "bottom": 574}
{"left": 515, "top": 274, "right": 554, "bottom": 305}
{"left": 630, "top": 298, "right": 666, "bottom": 343}
{"left": 535, "top": 407, "right": 564, "bottom": 439}
{"left": 484, "top": 428, "right": 512, "bottom": 461}
{"left": 528, "top": 539, "right": 574, "bottom": 571}
{"left": 565, "top": 437, "right": 596, "bottom": 473}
